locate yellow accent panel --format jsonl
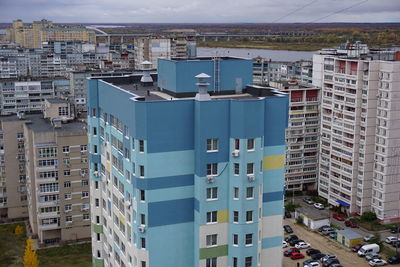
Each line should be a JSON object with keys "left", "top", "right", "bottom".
{"left": 105, "top": 162, "right": 111, "bottom": 172}
{"left": 217, "top": 210, "right": 228, "bottom": 223}
{"left": 264, "top": 155, "right": 285, "bottom": 170}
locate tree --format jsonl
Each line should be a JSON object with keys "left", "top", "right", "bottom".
{"left": 361, "top": 211, "right": 377, "bottom": 222}
{"left": 14, "top": 225, "right": 24, "bottom": 236}
{"left": 23, "top": 239, "right": 39, "bottom": 267}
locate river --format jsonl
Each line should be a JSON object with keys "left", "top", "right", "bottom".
{"left": 197, "top": 47, "right": 316, "bottom": 61}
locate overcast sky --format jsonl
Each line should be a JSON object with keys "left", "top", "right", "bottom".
{"left": 0, "top": 0, "right": 399, "bottom": 23}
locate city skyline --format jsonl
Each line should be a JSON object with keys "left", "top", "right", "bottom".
{"left": 0, "top": 0, "right": 399, "bottom": 23}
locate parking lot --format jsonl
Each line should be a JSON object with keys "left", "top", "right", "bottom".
{"left": 282, "top": 219, "right": 370, "bottom": 267}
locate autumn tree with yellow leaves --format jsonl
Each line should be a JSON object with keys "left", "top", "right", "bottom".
{"left": 23, "top": 239, "right": 39, "bottom": 267}
{"left": 14, "top": 225, "right": 24, "bottom": 236}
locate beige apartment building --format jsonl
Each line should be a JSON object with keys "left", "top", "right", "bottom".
{"left": 0, "top": 114, "right": 29, "bottom": 221}
{"left": 313, "top": 42, "right": 400, "bottom": 222}
{"left": 8, "top": 19, "right": 95, "bottom": 49}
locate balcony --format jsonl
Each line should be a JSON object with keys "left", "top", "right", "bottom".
{"left": 39, "top": 223, "right": 59, "bottom": 230}
{"left": 38, "top": 211, "right": 60, "bottom": 218}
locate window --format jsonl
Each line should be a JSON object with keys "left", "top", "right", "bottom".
{"left": 139, "top": 140, "right": 144, "bottom": 152}
{"left": 247, "top": 163, "right": 254, "bottom": 175}
{"left": 81, "top": 145, "right": 87, "bottom": 152}
{"left": 64, "top": 193, "right": 71, "bottom": 200}
{"left": 233, "top": 187, "right": 239, "bottom": 199}
{"left": 246, "top": 211, "right": 253, "bottom": 223}
{"left": 64, "top": 170, "right": 70, "bottom": 176}
{"left": 234, "top": 139, "right": 240, "bottom": 150}
{"left": 82, "top": 191, "right": 89, "bottom": 198}
{"left": 92, "top": 127, "right": 97, "bottom": 136}
{"left": 63, "top": 146, "right": 70, "bottom": 153}
{"left": 245, "top": 256, "right": 252, "bottom": 267}
{"left": 81, "top": 180, "right": 89, "bottom": 186}
{"left": 234, "top": 163, "right": 239, "bottom": 175}
{"left": 66, "top": 216, "right": 72, "bottom": 223}
{"left": 206, "top": 234, "right": 217, "bottom": 247}
{"left": 207, "top": 138, "right": 218, "bottom": 152}
{"left": 95, "top": 198, "right": 99, "bottom": 207}
{"left": 65, "top": 204, "right": 72, "bottom": 212}
{"left": 206, "top": 187, "right": 218, "bottom": 200}
{"left": 206, "top": 258, "right": 217, "bottom": 267}
{"left": 141, "top": 237, "right": 146, "bottom": 249}
{"left": 63, "top": 158, "right": 70, "bottom": 165}
{"left": 245, "top": 233, "right": 253, "bottom": 246}
{"left": 38, "top": 147, "right": 57, "bottom": 158}
{"left": 246, "top": 187, "right": 254, "bottom": 199}
{"left": 233, "top": 257, "right": 238, "bottom": 267}
{"left": 140, "top": 190, "right": 145, "bottom": 201}
{"left": 247, "top": 139, "right": 254, "bottom": 150}
{"left": 207, "top": 163, "right": 218, "bottom": 176}
{"left": 233, "top": 211, "right": 239, "bottom": 223}
{"left": 64, "top": 181, "right": 71, "bottom": 188}
{"left": 58, "top": 106, "right": 69, "bottom": 116}
{"left": 81, "top": 157, "right": 88, "bottom": 163}
{"left": 140, "top": 214, "right": 146, "bottom": 225}
{"left": 206, "top": 211, "right": 217, "bottom": 224}
{"left": 139, "top": 165, "right": 145, "bottom": 177}
{"left": 233, "top": 234, "right": 238, "bottom": 246}
{"left": 83, "top": 214, "right": 90, "bottom": 220}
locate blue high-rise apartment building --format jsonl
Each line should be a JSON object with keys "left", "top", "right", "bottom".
{"left": 88, "top": 57, "right": 288, "bottom": 267}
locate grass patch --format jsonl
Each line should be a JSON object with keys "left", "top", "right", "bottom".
{"left": 331, "top": 224, "right": 343, "bottom": 230}
{"left": 0, "top": 222, "right": 27, "bottom": 267}
{"left": 37, "top": 242, "right": 92, "bottom": 267}
{"left": 381, "top": 244, "right": 397, "bottom": 258}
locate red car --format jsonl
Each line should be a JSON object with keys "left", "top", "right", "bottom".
{"left": 345, "top": 220, "right": 358, "bottom": 228}
{"left": 332, "top": 213, "right": 345, "bottom": 221}
{"left": 290, "top": 252, "right": 305, "bottom": 260}
{"left": 284, "top": 248, "right": 300, "bottom": 257}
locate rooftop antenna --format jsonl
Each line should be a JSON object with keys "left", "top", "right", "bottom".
{"left": 194, "top": 73, "right": 211, "bottom": 101}
{"left": 140, "top": 61, "right": 153, "bottom": 87}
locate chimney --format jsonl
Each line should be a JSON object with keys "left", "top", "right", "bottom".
{"left": 52, "top": 118, "right": 62, "bottom": 129}
{"left": 194, "top": 73, "right": 211, "bottom": 101}
{"left": 140, "top": 61, "right": 153, "bottom": 87}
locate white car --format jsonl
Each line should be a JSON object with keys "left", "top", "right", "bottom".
{"left": 295, "top": 241, "right": 311, "bottom": 249}
{"left": 364, "top": 234, "right": 375, "bottom": 242}
{"left": 385, "top": 236, "right": 398, "bottom": 244}
{"left": 282, "top": 241, "right": 288, "bottom": 248}
{"left": 369, "top": 259, "right": 387, "bottom": 266}
{"left": 305, "top": 262, "right": 320, "bottom": 267}
{"left": 314, "top": 203, "right": 324, "bottom": 210}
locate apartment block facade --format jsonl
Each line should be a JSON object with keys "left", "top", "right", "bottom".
{"left": 270, "top": 81, "right": 320, "bottom": 192}
{"left": 313, "top": 43, "right": 400, "bottom": 221}
{"left": 88, "top": 57, "right": 288, "bottom": 267}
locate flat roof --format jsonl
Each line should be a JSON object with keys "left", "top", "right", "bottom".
{"left": 337, "top": 229, "right": 362, "bottom": 239}
{"left": 296, "top": 206, "right": 329, "bottom": 220}
{"left": 92, "top": 74, "right": 287, "bottom": 102}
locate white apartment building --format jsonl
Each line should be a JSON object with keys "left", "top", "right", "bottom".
{"left": 313, "top": 42, "right": 400, "bottom": 221}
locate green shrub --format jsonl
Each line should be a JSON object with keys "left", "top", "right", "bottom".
{"left": 361, "top": 211, "right": 377, "bottom": 222}
{"left": 285, "top": 202, "right": 300, "bottom": 212}
{"left": 296, "top": 216, "right": 304, "bottom": 225}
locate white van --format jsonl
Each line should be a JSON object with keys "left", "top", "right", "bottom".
{"left": 357, "top": 244, "right": 380, "bottom": 256}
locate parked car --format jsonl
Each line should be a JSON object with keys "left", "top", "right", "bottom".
{"left": 387, "top": 255, "right": 400, "bottom": 264}
{"left": 285, "top": 235, "right": 299, "bottom": 242}
{"left": 368, "top": 259, "right": 387, "bottom": 266}
{"left": 330, "top": 265, "right": 344, "bottom": 267}
{"left": 329, "top": 232, "right": 337, "bottom": 239}
{"left": 291, "top": 252, "right": 305, "bottom": 260}
{"left": 323, "top": 259, "right": 340, "bottom": 267}
{"left": 321, "top": 255, "right": 337, "bottom": 264}
{"left": 285, "top": 210, "right": 292, "bottom": 218}
{"left": 345, "top": 220, "right": 358, "bottom": 228}
{"left": 364, "top": 234, "right": 375, "bottom": 242}
{"left": 366, "top": 253, "right": 381, "bottom": 261}
{"left": 322, "top": 228, "right": 335, "bottom": 236}
{"left": 283, "top": 241, "right": 288, "bottom": 248}
{"left": 295, "top": 242, "right": 311, "bottom": 249}
{"left": 303, "top": 197, "right": 314, "bottom": 205}
{"left": 358, "top": 244, "right": 380, "bottom": 257}
{"left": 284, "top": 248, "right": 300, "bottom": 257}
{"left": 332, "top": 213, "right": 345, "bottom": 221}
{"left": 311, "top": 253, "right": 326, "bottom": 260}
{"left": 391, "top": 241, "right": 400, "bottom": 248}
{"left": 390, "top": 226, "right": 400, "bottom": 233}
{"left": 351, "top": 244, "right": 363, "bottom": 252}
{"left": 284, "top": 225, "right": 293, "bottom": 234}
{"left": 318, "top": 225, "right": 331, "bottom": 232}
{"left": 303, "top": 259, "right": 318, "bottom": 266}
{"left": 305, "top": 262, "right": 321, "bottom": 267}
{"left": 314, "top": 203, "right": 325, "bottom": 210}
{"left": 290, "top": 239, "right": 305, "bottom": 247}
{"left": 385, "top": 236, "right": 398, "bottom": 244}
{"left": 306, "top": 249, "right": 321, "bottom": 256}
